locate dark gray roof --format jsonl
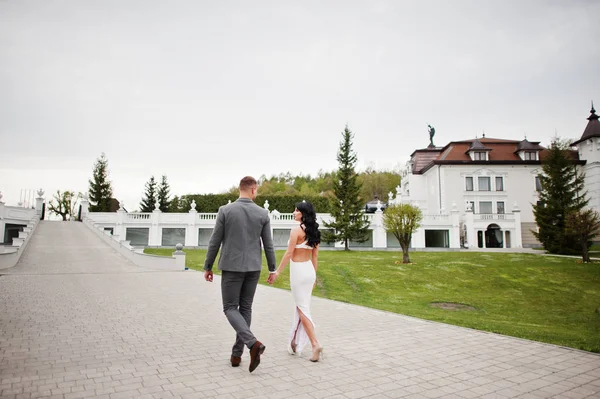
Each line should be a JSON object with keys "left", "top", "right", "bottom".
{"left": 572, "top": 103, "right": 600, "bottom": 146}
{"left": 515, "top": 138, "right": 544, "bottom": 152}
{"left": 468, "top": 138, "right": 491, "bottom": 151}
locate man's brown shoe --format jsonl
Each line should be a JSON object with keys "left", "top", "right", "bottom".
{"left": 248, "top": 341, "right": 265, "bottom": 373}
{"left": 230, "top": 356, "right": 241, "bottom": 367}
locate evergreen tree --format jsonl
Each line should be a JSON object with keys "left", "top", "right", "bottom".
{"left": 322, "top": 125, "right": 370, "bottom": 250}
{"left": 157, "top": 175, "right": 171, "bottom": 212}
{"left": 88, "top": 153, "right": 113, "bottom": 212}
{"left": 139, "top": 176, "right": 157, "bottom": 212}
{"left": 533, "top": 138, "right": 588, "bottom": 254}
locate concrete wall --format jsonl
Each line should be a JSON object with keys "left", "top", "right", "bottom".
{"left": 83, "top": 218, "right": 186, "bottom": 271}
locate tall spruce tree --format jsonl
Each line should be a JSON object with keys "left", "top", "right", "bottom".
{"left": 157, "top": 175, "right": 171, "bottom": 212}
{"left": 88, "top": 153, "right": 113, "bottom": 212}
{"left": 532, "top": 138, "right": 588, "bottom": 254}
{"left": 322, "top": 125, "right": 370, "bottom": 250}
{"left": 139, "top": 176, "right": 157, "bottom": 212}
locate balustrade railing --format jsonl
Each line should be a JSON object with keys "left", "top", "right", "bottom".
{"left": 127, "top": 213, "right": 151, "bottom": 220}
{"left": 271, "top": 213, "right": 295, "bottom": 221}
{"left": 474, "top": 213, "right": 514, "bottom": 221}
{"left": 198, "top": 213, "right": 218, "bottom": 221}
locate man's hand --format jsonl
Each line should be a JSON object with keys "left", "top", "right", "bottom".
{"left": 267, "top": 272, "right": 278, "bottom": 285}
{"left": 204, "top": 270, "right": 213, "bottom": 282}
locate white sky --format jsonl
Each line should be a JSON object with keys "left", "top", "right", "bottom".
{"left": 1, "top": 0, "right": 599, "bottom": 211}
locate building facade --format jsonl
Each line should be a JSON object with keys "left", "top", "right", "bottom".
{"left": 397, "top": 104, "right": 599, "bottom": 248}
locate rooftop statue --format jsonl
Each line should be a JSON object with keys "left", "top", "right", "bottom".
{"left": 428, "top": 124, "right": 435, "bottom": 147}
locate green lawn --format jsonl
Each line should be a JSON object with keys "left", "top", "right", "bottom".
{"left": 145, "top": 248, "right": 600, "bottom": 352}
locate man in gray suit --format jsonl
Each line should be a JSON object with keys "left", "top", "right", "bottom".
{"left": 204, "top": 176, "right": 277, "bottom": 373}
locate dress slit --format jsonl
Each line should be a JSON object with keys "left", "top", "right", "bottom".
{"left": 289, "top": 259, "right": 316, "bottom": 355}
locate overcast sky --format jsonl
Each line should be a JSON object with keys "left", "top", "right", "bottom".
{"left": 1, "top": 0, "right": 599, "bottom": 211}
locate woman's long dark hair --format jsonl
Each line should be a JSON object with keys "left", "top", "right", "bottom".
{"left": 297, "top": 201, "right": 321, "bottom": 247}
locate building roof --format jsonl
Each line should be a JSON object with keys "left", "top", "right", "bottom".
{"left": 409, "top": 147, "right": 444, "bottom": 172}
{"left": 572, "top": 103, "right": 600, "bottom": 146}
{"left": 467, "top": 138, "right": 491, "bottom": 152}
{"left": 410, "top": 137, "right": 583, "bottom": 174}
{"left": 515, "top": 138, "right": 544, "bottom": 152}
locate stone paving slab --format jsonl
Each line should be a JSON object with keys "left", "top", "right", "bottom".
{"left": 1, "top": 221, "right": 599, "bottom": 399}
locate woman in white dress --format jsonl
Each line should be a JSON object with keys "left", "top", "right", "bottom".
{"left": 271, "top": 201, "right": 323, "bottom": 362}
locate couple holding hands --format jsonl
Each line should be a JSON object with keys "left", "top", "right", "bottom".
{"left": 203, "top": 176, "right": 323, "bottom": 373}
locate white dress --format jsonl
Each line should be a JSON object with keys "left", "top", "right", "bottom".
{"left": 289, "top": 240, "right": 316, "bottom": 355}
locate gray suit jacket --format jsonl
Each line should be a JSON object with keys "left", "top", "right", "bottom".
{"left": 204, "top": 198, "right": 276, "bottom": 273}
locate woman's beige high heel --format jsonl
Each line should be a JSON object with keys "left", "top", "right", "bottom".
{"left": 287, "top": 341, "right": 297, "bottom": 355}
{"left": 310, "top": 346, "right": 323, "bottom": 362}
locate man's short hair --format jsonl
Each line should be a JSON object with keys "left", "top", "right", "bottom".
{"left": 239, "top": 176, "right": 258, "bottom": 191}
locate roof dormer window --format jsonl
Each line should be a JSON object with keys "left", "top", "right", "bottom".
{"left": 473, "top": 151, "right": 487, "bottom": 161}
{"left": 466, "top": 138, "right": 491, "bottom": 161}
{"left": 515, "top": 138, "right": 543, "bottom": 161}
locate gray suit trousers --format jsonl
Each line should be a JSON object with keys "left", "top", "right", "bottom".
{"left": 221, "top": 270, "right": 261, "bottom": 356}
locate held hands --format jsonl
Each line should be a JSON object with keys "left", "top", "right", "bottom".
{"left": 204, "top": 270, "right": 213, "bottom": 282}
{"left": 267, "top": 271, "right": 279, "bottom": 285}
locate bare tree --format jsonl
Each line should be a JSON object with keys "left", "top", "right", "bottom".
{"left": 48, "top": 190, "right": 82, "bottom": 221}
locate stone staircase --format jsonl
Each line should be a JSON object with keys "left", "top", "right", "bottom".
{"left": 521, "top": 222, "right": 541, "bottom": 248}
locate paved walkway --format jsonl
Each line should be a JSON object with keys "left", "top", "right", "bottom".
{"left": 1, "top": 222, "right": 599, "bottom": 399}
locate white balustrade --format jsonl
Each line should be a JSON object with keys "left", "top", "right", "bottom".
{"left": 198, "top": 213, "right": 218, "bottom": 221}
{"left": 474, "top": 213, "right": 515, "bottom": 221}
{"left": 362, "top": 214, "right": 375, "bottom": 222}
{"left": 127, "top": 213, "right": 151, "bottom": 220}
{"left": 81, "top": 207, "right": 522, "bottom": 249}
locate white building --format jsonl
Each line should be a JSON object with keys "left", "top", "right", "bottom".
{"left": 572, "top": 103, "right": 600, "bottom": 216}
{"left": 398, "top": 104, "right": 599, "bottom": 248}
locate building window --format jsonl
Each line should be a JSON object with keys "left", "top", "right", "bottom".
{"left": 479, "top": 201, "right": 493, "bottom": 214}
{"left": 535, "top": 176, "right": 542, "bottom": 192}
{"left": 495, "top": 176, "right": 504, "bottom": 191}
{"left": 497, "top": 201, "right": 505, "bottom": 214}
{"left": 465, "top": 176, "right": 473, "bottom": 191}
{"left": 478, "top": 176, "right": 491, "bottom": 191}
{"left": 524, "top": 151, "right": 537, "bottom": 160}
{"left": 468, "top": 201, "right": 475, "bottom": 212}
{"left": 473, "top": 151, "right": 487, "bottom": 161}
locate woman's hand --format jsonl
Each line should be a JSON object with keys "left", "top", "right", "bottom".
{"left": 267, "top": 272, "right": 278, "bottom": 285}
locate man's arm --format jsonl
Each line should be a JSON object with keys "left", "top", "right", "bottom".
{"left": 261, "top": 215, "right": 276, "bottom": 273}
{"left": 204, "top": 207, "right": 225, "bottom": 271}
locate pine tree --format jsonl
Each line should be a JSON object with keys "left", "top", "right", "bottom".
{"left": 139, "top": 176, "right": 157, "bottom": 212}
{"left": 88, "top": 153, "right": 113, "bottom": 212}
{"left": 322, "top": 125, "right": 370, "bottom": 250}
{"left": 533, "top": 138, "right": 588, "bottom": 254}
{"left": 157, "top": 175, "right": 171, "bottom": 212}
